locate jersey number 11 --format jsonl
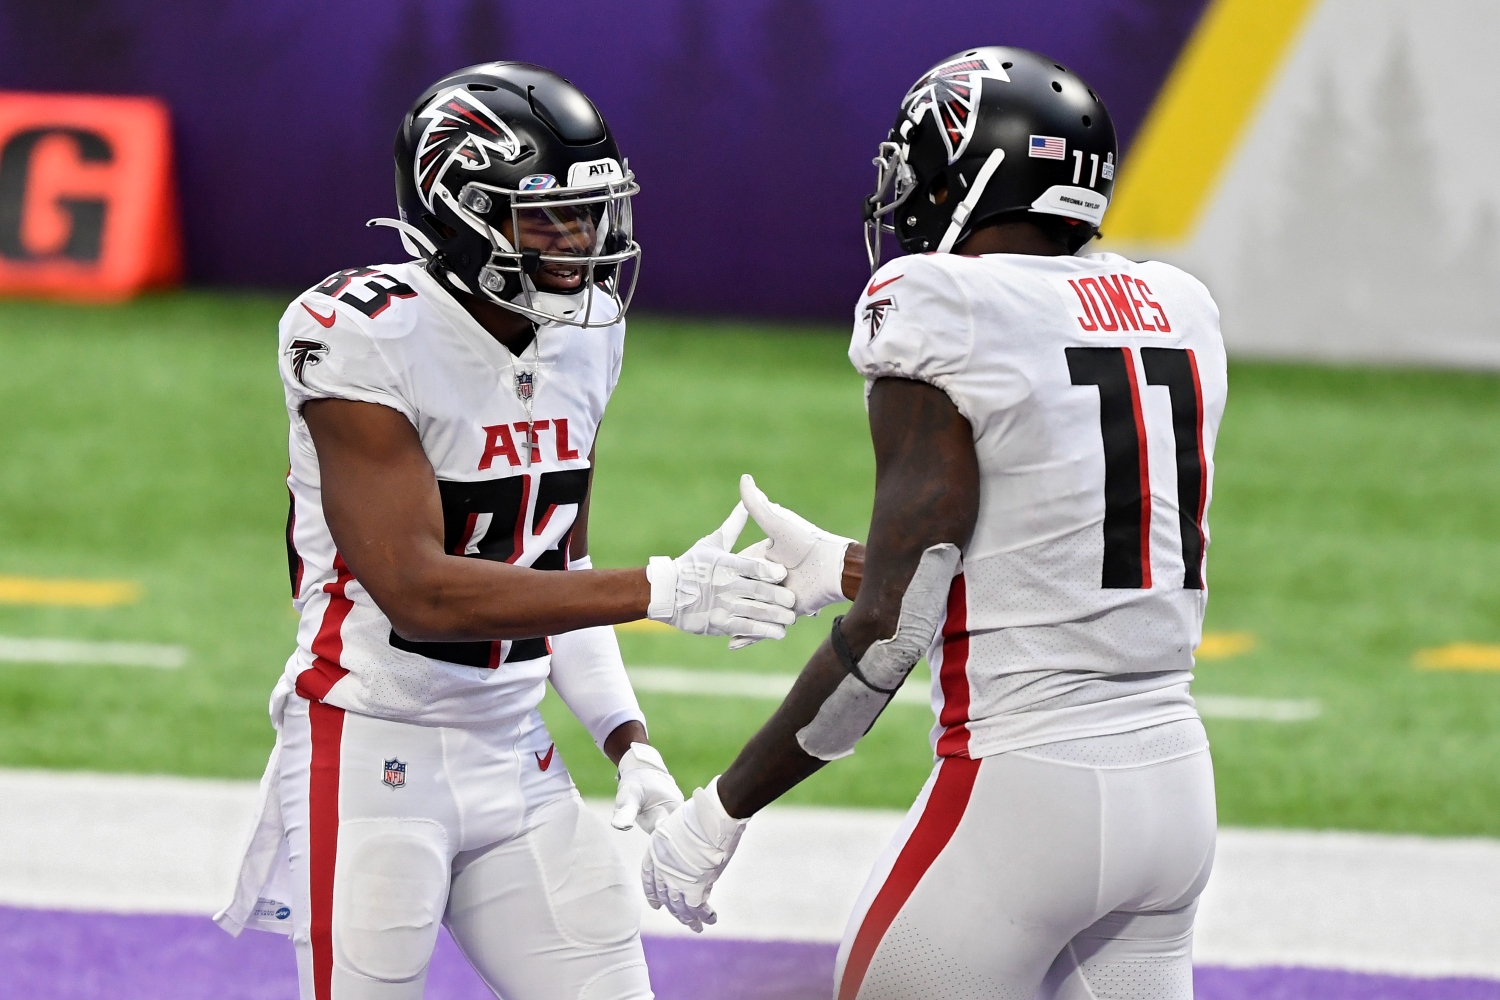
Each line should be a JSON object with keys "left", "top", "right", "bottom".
{"left": 1066, "top": 346, "right": 1207, "bottom": 591}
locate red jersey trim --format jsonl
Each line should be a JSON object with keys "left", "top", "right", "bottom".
{"left": 935, "top": 574, "right": 972, "bottom": 758}
{"left": 295, "top": 554, "right": 355, "bottom": 702}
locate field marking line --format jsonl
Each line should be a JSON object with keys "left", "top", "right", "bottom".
{"left": 0, "top": 636, "right": 186, "bottom": 669}
{"left": 3, "top": 766, "right": 1499, "bottom": 978}
{"left": 1196, "top": 631, "right": 1257, "bottom": 660}
{"left": 626, "top": 666, "right": 1320, "bottom": 721}
{"left": 627, "top": 664, "right": 928, "bottom": 702}
{"left": 623, "top": 625, "right": 1262, "bottom": 661}
{"left": 1414, "top": 643, "right": 1500, "bottom": 672}
{"left": 0, "top": 575, "right": 142, "bottom": 607}
{"left": 1194, "top": 694, "right": 1321, "bottom": 722}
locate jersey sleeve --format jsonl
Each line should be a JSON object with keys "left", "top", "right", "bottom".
{"left": 847, "top": 255, "right": 977, "bottom": 423}
{"left": 278, "top": 297, "right": 416, "bottom": 423}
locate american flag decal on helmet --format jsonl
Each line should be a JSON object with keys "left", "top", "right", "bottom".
{"left": 414, "top": 88, "right": 524, "bottom": 210}
{"left": 902, "top": 55, "right": 1011, "bottom": 164}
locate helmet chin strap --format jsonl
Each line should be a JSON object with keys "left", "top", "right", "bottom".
{"left": 935, "top": 147, "right": 1006, "bottom": 254}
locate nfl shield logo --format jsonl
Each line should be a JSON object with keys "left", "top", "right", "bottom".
{"left": 382, "top": 758, "right": 406, "bottom": 789}
{"left": 515, "top": 371, "right": 534, "bottom": 401}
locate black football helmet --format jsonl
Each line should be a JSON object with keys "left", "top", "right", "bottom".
{"left": 374, "top": 62, "right": 640, "bottom": 327}
{"left": 863, "top": 46, "right": 1117, "bottom": 270}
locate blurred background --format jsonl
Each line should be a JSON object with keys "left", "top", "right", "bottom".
{"left": 0, "top": 1, "right": 1497, "bottom": 998}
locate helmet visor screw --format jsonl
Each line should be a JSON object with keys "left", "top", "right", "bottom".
{"left": 480, "top": 267, "right": 506, "bottom": 292}
{"left": 906, "top": 215, "right": 917, "bottom": 226}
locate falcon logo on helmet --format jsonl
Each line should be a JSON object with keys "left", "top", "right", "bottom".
{"left": 864, "top": 47, "right": 1118, "bottom": 271}
{"left": 286, "top": 339, "right": 329, "bottom": 385}
{"left": 413, "top": 89, "right": 524, "bottom": 211}
{"left": 901, "top": 54, "right": 1011, "bottom": 164}
{"left": 378, "top": 63, "right": 642, "bottom": 329}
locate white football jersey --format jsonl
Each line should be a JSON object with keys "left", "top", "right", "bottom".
{"left": 850, "top": 251, "right": 1227, "bottom": 758}
{"left": 272, "top": 260, "right": 624, "bottom": 728}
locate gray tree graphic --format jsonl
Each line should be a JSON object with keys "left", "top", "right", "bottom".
{"left": 1237, "top": 30, "right": 1499, "bottom": 362}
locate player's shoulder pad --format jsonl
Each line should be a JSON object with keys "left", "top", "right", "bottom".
{"left": 855, "top": 252, "right": 963, "bottom": 310}
{"left": 1116, "top": 255, "right": 1220, "bottom": 321}
{"left": 1082, "top": 251, "right": 1200, "bottom": 289}
{"left": 284, "top": 262, "right": 426, "bottom": 345}
{"left": 850, "top": 251, "right": 975, "bottom": 391}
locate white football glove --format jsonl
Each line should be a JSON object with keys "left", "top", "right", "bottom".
{"left": 641, "top": 776, "right": 748, "bottom": 932}
{"left": 647, "top": 503, "right": 796, "bottom": 640}
{"left": 731, "top": 474, "right": 855, "bottom": 649}
{"left": 611, "top": 743, "right": 685, "bottom": 834}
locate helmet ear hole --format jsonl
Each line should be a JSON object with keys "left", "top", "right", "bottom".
{"left": 928, "top": 174, "right": 950, "bottom": 206}
{"left": 422, "top": 214, "right": 457, "bottom": 241}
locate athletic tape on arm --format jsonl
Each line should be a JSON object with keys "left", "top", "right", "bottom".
{"left": 796, "top": 544, "right": 960, "bottom": 760}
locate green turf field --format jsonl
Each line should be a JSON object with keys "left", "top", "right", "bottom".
{"left": 0, "top": 292, "right": 1497, "bottom": 836}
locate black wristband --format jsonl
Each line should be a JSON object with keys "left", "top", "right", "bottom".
{"left": 829, "top": 615, "right": 900, "bottom": 694}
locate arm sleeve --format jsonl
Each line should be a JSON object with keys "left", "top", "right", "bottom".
{"left": 549, "top": 554, "right": 647, "bottom": 750}
{"left": 606, "top": 322, "right": 626, "bottom": 396}
{"left": 847, "top": 256, "right": 978, "bottom": 426}
{"left": 549, "top": 624, "right": 646, "bottom": 751}
{"left": 278, "top": 297, "right": 415, "bottom": 423}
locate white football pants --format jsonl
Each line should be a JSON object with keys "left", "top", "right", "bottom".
{"left": 835, "top": 719, "right": 1217, "bottom": 1000}
{"left": 278, "top": 696, "right": 652, "bottom": 1000}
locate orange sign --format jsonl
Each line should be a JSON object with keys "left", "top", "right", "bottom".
{"left": 0, "top": 92, "right": 182, "bottom": 301}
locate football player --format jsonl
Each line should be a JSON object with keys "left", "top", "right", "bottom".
{"left": 214, "top": 62, "right": 798, "bottom": 1000}
{"left": 642, "top": 47, "right": 1225, "bottom": 1000}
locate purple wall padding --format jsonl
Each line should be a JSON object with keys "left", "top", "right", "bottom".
{"left": 0, "top": 0, "right": 1208, "bottom": 317}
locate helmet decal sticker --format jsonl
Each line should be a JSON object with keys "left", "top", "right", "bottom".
{"left": 1028, "top": 135, "right": 1068, "bottom": 160}
{"left": 566, "top": 158, "right": 621, "bottom": 187}
{"left": 414, "top": 88, "right": 523, "bottom": 210}
{"left": 901, "top": 54, "right": 1010, "bottom": 164}
{"left": 518, "top": 173, "right": 558, "bottom": 191}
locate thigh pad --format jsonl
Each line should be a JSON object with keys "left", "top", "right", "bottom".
{"left": 333, "top": 818, "right": 450, "bottom": 984}
{"left": 530, "top": 796, "right": 637, "bottom": 948}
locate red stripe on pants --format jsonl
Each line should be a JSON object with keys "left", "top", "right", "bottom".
{"left": 308, "top": 701, "right": 345, "bottom": 1000}
{"left": 838, "top": 756, "right": 982, "bottom": 1000}
{"left": 935, "top": 574, "right": 971, "bottom": 758}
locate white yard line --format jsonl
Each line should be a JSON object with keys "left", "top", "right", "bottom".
{"left": 627, "top": 666, "right": 1321, "bottom": 722}
{"left": 628, "top": 665, "right": 926, "bottom": 706}
{"left": 1, "top": 768, "right": 1495, "bottom": 978}
{"left": 1195, "top": 693, "right": 1322, "bottom": 721}
{"left": 0, "top": 636, "right": 187, "bottom": 669}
